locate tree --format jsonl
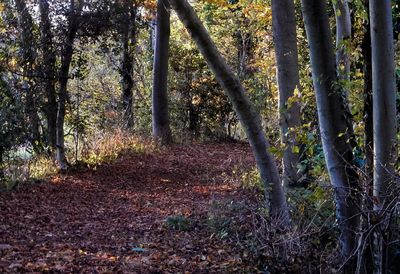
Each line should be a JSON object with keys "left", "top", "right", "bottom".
{"left": 152, "top": 0, "right": 172, "bottom": 144}
{"left": 0, "top": 71, "right": 24, "bottom": 179}
{"left": 169, "top": 0, "right": 290, "bottom": 224}
{"left": 120, "top": 1, "right": 137, "bottom": 129}
{"left": 370, "top": 0, "right": 397, "bottom": 272}
{"left": 56, "top": 0, "right": 84, "bottom": 170}
{"left": 333, "top": 0, "right": 351, "bottom": 83}
{"left": 333, "top": 0, "right": 357, "bottom": 151}
{"left": 362, "top": 0, "right": 373, "bottom": 183}
{"left": 301, "top": 0, "right": 361, "bottom": 269}
{"left": 271, "top": 0, "right": 302, "bottom": 187}
{"left": 15, "top": 0, "right": 41, "bottom": 153}
{"left": 39, "top": 0, "right": 57, "bottom": 150}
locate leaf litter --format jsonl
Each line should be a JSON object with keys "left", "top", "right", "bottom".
{"left": 0, "top": 142, "right": 263, "bottom": 273}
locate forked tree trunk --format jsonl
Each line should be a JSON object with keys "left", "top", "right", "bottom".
{"left": 56, "top": 0, "right": 83, "bottom": 170}
{"left": 271, "top": 0, "right": 302, "bottom": 187}
{"left": 152, "top": 0, "right": 172, "bottom": 144}
{"left": 301, "top": 0, "right": 361, "bottom": 270}
{"left": 369, "top": 1, "right": 397, "bottom": 273}
{"left": 169, "top": 0, "right": 290, "bottom": 225}
{"left": 39, "top": 0, "right": 57, "bottom": 150}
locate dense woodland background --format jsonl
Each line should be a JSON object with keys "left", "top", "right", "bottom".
{"left": 0, "top": 0, "right": 399, "bottom": 273}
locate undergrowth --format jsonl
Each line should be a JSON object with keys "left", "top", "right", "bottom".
{"left": 79, "top": 129, "right": 156, "bottom": 167}
{"left": 212, "top": 167, "right": 338, "bottom": 273}
{"left": 1, "top": 129, "right": 156, "bottom": 191}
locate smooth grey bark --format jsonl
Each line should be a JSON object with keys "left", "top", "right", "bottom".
{"left": 120, "top": 3, "right": 137, "bottom": 129}
{"left": 39, "top": 0, "right": 57, "bottom": 150}
{"left": 169, "top": 0, "right": 290, "bottom": 224}
{"left": 370, "top": 0, "right": 397, "bottom": 214}
{"left": 15, "top": 0, "right": 41, "bottom": 153}
{"left": 333, "top": 0, "right": 351, "bottom": 82}
{"left": 301, "top": 0, "right": 361, "bottom": 269}
{"left": 370, "top": 1, "right": 397, "bottom": 273}
{"left": 271, "top": 0, "right": 302, "bottom": 187}
{"left": 152, "top": 0, "right": 172, "bottom": 144}
{"left": 56, "top": 0, "right": 83, "bottom": 170}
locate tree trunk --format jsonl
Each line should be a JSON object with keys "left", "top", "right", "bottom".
{"left": 333, "top": 0, "right": 358, "bottom": 151}
{"left": 301, "top": 0, "right": 361, "bottom": 269}
{"left": 333, "top": 0, "right": 351, "bottom": 82}
{"left": 152, "top": 0, "right": 172, "bottom": 144}
{"left": 235, "top": 30, "right": 252, "bottom": 79}
{"left": 15, "top": 0, "right": 41, "bottom": 153}
{"left": 358, "top": 3, "right": 374, "bottom": 272}
{"left": 56, "top": 0, "right": 83, "bottom": 170}
{"left": 362, "top": 1, "right": 374, "bottom": 185}
{"left": 0, "top": 148, "right": 4, "bottom": 180}
{"left": 120, "top": 3, "right": 137, "bottom": 129}
{"left": 39, "top": 0, "right": 57, "bottom": 150}
{"left": 369, "top": 1, "right": 397, "bottom": 272}
{"left": 271, "top": 0, "right": 302, "bottom": 187}
{"left": 169, "top": 0, "right": 290, "bottom": 225}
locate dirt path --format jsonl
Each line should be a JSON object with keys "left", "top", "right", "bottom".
{"left": 0, "top": 142, "right": 259, "bottom": 273}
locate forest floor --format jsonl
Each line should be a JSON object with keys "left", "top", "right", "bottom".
{"left": 0, "top": 142, "right": 275, "bottom": 273}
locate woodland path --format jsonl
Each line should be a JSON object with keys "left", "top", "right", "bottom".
{"left": 0, "top": 142, "right": 260, "bottom": 273}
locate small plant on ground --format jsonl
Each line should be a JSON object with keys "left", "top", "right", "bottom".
{"left": 165, "top": 215, "right": 192, "bottom": 231}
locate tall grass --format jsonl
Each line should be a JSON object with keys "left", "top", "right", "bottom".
{"left": 79, "top": 129, "right": 156, "bottom": 166}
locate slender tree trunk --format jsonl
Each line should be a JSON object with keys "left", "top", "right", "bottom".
{"left": 152, "top": 0, "right": 172, "bottom": 144}
{"left": 370, "top": 1, "right": 397, "bottom": 273}
{"left": 362, "top": 1, "right": 374, "bottom": 186}
{"left": 236, "top": 30, "right": 252, "bottom": 79}
{"left": 169, "top": 0, "right": 290, "bottom": 225}
{"left": 301, "top": 0, "right": 361, "bottom": 270}
{"left": 358, "top": 4, "right": 375, "bottom": 272}
{"left": 39, "top": 0, "right": 57, "bottom": 150}
{"left": 120, "top": 3, "right": 137, "bottom": 129}
{"left": 370, "top": 0, "right": 397, "bottom": 214}
{"left": 15, "top": 0, "right": 41, "bottom": 153}
{"left": 333, "top": 0, "right": 351, "bottom": 82}
{"left": 333, "top": 0, "right": 358, "bottom": 151}
{"left": 271, "top": 0, "right": 302, "bottom": 187}
{"left": 0, "top": 148, "right": 4, "bottom": 180}
{"left": 56, "top": 0, "right": 83, "bottom": 170}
